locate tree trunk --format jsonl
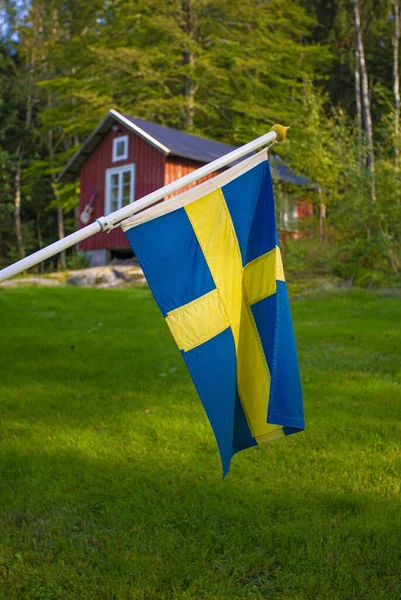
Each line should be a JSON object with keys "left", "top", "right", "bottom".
{"left": 36, "top": 212, "right": 43, "bottom": 273}
{"left": 182, "top": 0, "right": 195, "bottom": 131}
{"left": 48, "top": 93, "right": 67, "bottom": 270}
{"left": 57, "top": 206, "right": 65, "bottom": 241}
{"left": 393, "top": 0, "right": 400, "bottom": 168}
{"left": 36, "top": 213, "right": 43, "bottom": 250}
{"left": 353, "top": 0, "right": 375, "bottom": 201}
{"left": 11, "top": 79, "right": 33, "bottom": 262}
{"left": 318, "top": 187, "right": 326, "bottom": 241}
{"left": 57, "top": 203, "right": 66, "bottom": 270}
{"left": 53, "top": 185, "right": 66, "bottom": 270}
{"left": 355, "top": 45, "right": 363, "bottom": 165}
{"left": 13, "top": 160, "right": 25, "bottom": 259}
{"left": 49, "top": 156, "right": 67, "bottom": 270}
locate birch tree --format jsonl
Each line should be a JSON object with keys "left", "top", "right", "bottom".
{"left": 352, "top": 0, "right": 375, "bottom": 201}
{"left": 181, "top": 0, "right": 196, "bottom": 131}
{"left": 355, "top": 45, "right": 363, "bottom": 165}
{"left": 393, "top": 0, "right": 400, "bottom": 167}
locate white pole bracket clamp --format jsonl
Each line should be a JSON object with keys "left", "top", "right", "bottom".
{"left": 96, "top": 217, "right": 112, "bottom": 232}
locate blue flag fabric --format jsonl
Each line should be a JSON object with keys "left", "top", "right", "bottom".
{"left": 123, "top": 151, "right": 304, "bottom": 475}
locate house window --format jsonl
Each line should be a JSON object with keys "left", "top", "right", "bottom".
{"left": 112, "top": 135, "right": 129, "bottom": 162}
{"left": 105, "top": 164, "right": 135, "bottom": 214}
{"left": 279, "top": 193, "right": 298, "bottom": 231}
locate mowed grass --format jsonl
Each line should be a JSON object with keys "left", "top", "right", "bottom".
{"left": 0, "top": 286, "right": 400, "bottom": 600}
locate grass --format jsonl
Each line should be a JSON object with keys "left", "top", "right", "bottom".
{"left": 0, "top": 285, "right": 400, "bottom": 600}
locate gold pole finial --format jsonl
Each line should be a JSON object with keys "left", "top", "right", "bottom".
{"left": 270, "top": 124, "right": 290, "bottom": 142}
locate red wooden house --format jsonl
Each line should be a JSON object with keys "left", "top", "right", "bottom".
{"left": 59, "top": 110, "right": 312, "bottom": 266}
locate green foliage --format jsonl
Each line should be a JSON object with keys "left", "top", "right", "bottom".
{"left": 0, "top": 0, "right": 332, "bottom": 268}
{"left": 0, "top": 0, "right": 400, "bottom": 284}
{"left": 36, "top": 0, "right": 329, "bottom": 143}
{"left": 281, "top": 235, "right": 338, "bottom": 277}
{"left": 280, "top": 81, "right": 401, "bottom": 283}
{"left": 0, "top": 287, "right": 400, "bottom": 599}
{"left": 66, "top": 250, "right": 89, "bottom": 270}
{"left": 0, "top": 149, "right": 15, "bottom": 265}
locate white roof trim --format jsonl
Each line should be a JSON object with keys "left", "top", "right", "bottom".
{"left": 58, "top": 109, "right": 172, "bottom": 182}
{"left": 109, "top": 110, "right": 170, "bottom": 155}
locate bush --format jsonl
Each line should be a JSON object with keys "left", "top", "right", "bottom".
{"left": 66, "top": 251, "right": 89, "bottom": 270}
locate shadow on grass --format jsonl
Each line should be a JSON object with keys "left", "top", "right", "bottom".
{"left": 1, "top": 443, "right": 401, "bottom": 600}
{"left": 1, "top": 288, "right": 401, "bottom": 598}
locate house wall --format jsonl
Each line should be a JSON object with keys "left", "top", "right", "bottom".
{"left": 297, "top": 198, "right": 314, "bottom": 219}
{"left": 164, "top": 157, "right": 217, "bottom": 198}
{"left": 277, "top": 194, "right": 314, "bottom": 243}
{"left": 79, "top": 126, "right": 165, "bottom": 252}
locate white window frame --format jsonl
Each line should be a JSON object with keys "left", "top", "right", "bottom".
{"left": 105, "top": 163, "right": 135, "bottom": 215}
{"left": 112, "top": 135, "right": 129, "bottom": 162}
{"left": 279, "top": 192, "right": 298, "bottom": 232}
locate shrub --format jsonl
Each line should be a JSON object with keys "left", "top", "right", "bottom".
{"left": 66, "top": 251, "right": 89, "bottom": 270}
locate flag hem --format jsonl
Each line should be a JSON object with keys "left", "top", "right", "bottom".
{"left": 121, "top": 149, "right": 269, "bottom": 231}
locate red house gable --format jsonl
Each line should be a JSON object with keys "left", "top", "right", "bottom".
{"left": 79, "top": 125, "right": 165, "bottom": 254}
{"left": 58, "top": 110, "right": 236, "bottom": 264}
{"left": 59, "top": 110, "right": 313, "bottom": 265}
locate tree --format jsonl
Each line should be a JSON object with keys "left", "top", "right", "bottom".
{"left": 353, "top": 0, "right": 376, "bottom": 202}
{"left": 393, "top": 0, "right": 400, "bottom": 167}
{"left": 38, "top": 0, "right": 329, "bottom": 144}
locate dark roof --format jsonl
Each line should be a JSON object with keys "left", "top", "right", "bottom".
{"left": 122, "top": 115, "right": 238, "bottom": 164}
{"left": 269, "top": 154, "right": 313, "bottom": 187}
{"left": 58, "top": 109, "right": 312, "bottom": 187}
{"left": 58, "top": 109, "right": 238, "bottom": 182}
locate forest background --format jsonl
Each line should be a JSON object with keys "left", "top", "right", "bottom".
{"left": 0, "top": 0, "right": 400, "bottom": 286}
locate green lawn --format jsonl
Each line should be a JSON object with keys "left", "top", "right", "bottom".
{"left": 0, "top": 286, "right": 400, "bottom": 600}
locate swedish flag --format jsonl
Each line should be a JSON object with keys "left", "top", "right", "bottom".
{"left": 122, "top": 150, "right": 304, "bottom": 475}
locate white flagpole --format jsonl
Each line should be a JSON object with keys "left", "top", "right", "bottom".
{"left": 0, "top": 125, "right": 288, "bottom": 283}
